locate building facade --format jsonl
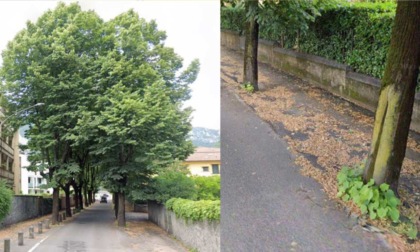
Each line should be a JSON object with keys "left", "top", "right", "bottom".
{"left": 184, "top": 147, "right": 220, "bottom": 176}
{"left": 0, "top": 111, "right": 21, "bottom": 194}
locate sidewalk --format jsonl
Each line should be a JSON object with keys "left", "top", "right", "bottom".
{"left": 221, "top": 46, "right": 419, "bottom": 251}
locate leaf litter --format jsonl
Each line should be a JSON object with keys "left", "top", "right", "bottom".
{"left": 221, "top": 47, "right": 419, "bottom": 251}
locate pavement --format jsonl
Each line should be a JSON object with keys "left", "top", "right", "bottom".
{"left": 220, "top": 49, "right": 393, "bottom": 251}
{"left": 1, "top": 203, "right": 187, "bottom": 252}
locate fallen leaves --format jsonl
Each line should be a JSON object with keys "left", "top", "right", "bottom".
{"left": 222, "top": 47, "right": 420, "bottom": 251}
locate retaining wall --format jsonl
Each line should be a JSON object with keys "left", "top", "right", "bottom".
{"left": 221, "top": 30, "right": 420, "bottom": 132}
{"left": 1, "top": 195, "right": 75, "bottom": 228}
{"left": 148, "top": 201, "right": 220, "bottom": 252}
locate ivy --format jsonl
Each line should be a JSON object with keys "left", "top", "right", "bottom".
{"left": 0, "top": 180, "right": 13, "bottom": 222}
{"left": 337, "top": 166, "right": 400, "bottom": 222}
{"left": 165, "top": 198, "right": 220, "bottom": 221}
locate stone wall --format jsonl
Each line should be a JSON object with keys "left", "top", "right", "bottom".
{"left": 0, "top": 195, "right": 74, "bottom": 228}
{"left": 221, "top": 30, "right": 420, "bottom": 132}
{"left": 0, "top": 196, "right": 52, "bottom": 228}
{"left": 148, "top": 201, "right": 220, "bottom": 252}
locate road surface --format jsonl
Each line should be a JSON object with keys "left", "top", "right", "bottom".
{"left": 10, "top": 203, "right": 187, "bottom": 252}
{"left": 220, "top": 77, "right": 391, "bottom": 251}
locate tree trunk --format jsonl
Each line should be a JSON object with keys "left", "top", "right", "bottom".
{"left": 117, "top": 192, "right": 125, "bottom": 227}
{"left": 88, "top": 190, "right": 93, "bottom": 205}
{"left": 363, "top": 1, "right": 420, "bottom": 192}
{"left": 243, "top": 0, "right": 259, "bottom": 91}
{"left": 78, "top": 187, "right": 84, "bottom": 210}
{"left": 52, "top": 187, "right": 59, "bottom": 225}
{"left": 74, "top": 186, "right": 79, "bottom": 210}
{"left": 114, "top": 193, "right": 119, "bottom": 219}
{"left": 63, "top": 184, "right": 72, "bottom": 217}
{"left": 83, "top": 186, "right": 89, "bottom": 207}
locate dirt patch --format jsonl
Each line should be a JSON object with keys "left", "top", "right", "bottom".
{"left": 222, "top": 47, "right": 419, "bottom": 251}
{"left": 124, "top": 212, "right": 189, "bottom": 252}
{"left": 0, "top": 215, "right": 52, "bottom": 241}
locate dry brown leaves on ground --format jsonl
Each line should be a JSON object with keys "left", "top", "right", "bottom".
{"left": 221, "top": 47, "right": 420, "bottom": 251}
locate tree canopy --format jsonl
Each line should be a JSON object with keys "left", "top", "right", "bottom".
{"left": 0, "top": 2, "right": 199, "bottom": 226}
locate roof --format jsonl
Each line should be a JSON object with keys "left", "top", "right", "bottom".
{"left": 185, "top": 147, "right": 220, "bottom": 162}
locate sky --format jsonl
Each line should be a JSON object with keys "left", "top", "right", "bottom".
{"left": 0, "top": 0, "right": 220, "bottom": 136}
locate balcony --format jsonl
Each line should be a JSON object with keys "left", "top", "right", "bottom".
{"left": 0, "top": 168, "right": 13, "bottom": 180}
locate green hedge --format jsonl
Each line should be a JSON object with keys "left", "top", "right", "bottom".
{"left": 221, "top": 2, "right": 396, "bottom": 79}
{"left": 165, "top": 198, "right": 220, "bottom": 221}
{"left": 0, "top": 180, "right": 13, "bottom": 221}
{"left": 192, "top": 176, "right": 220, "bottom": 200}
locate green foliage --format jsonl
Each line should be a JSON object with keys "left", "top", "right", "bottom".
{"left": 242, "top": 82, "right": 255, "bottom": 93}
{"left": 221, "top": 6, "right": 246, "bottom": 34}
{"left": 0, "top": 180, "right": 13, "bottom": 221}
{"left": 221, "top": 1, "right": 396, "bottom": 79}
{"left": 165, "top": 198, "right": 220, "bottom": 221}
{"left": 406, "top": 223, "right": 418, "bottom": 240}
{"left": 0, "top": 1, "right": 199, "bottom": 212}
{"left": 337, "top": 166, "right": 400, "bottom": 222}
{"left": 135, "top": 170, "right": 197, "bottom": 204}
{"left": 192, "top": 176, "right": 220, "bottom": 200}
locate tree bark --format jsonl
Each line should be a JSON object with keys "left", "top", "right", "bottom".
{"left": 78, "top": 185, "right": 84, "bottom": 210}
{"left": 63, "top": 184, "right": 72, "bottom": 217}
{"left": 73, "top": 185, "right": 79, "bottom": 210}
{"left": 114, "top": 193, "right": 119, "bottom": 219}
{"left": 117, "top": 192, "right": 125, "bottom": 227}
{"left": 52, "top": 187, "right": 59, "bottom": 225}
{"left": 88, "top": 189, "right": 93, "bottom": 205}
{"left": 363, "top": 1, "right": 420, "bottom": 192}
{"left": 83, "top": 186, "right": 89, "bottom": 207}
{"left": 243, "top": 0, "right": 259, "bottom": 91}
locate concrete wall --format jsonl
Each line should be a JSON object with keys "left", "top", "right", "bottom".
{"left": 0, "top": 195, "right": 52, "bottom": 228}
{"left": 221, "top": 30, "right": 420, "bottom": 132}
{"left": 0, "top": 195, "right": 74, "bottom": 228}
{"left": 148, "top": 201, "right": 220, "bottom": 252}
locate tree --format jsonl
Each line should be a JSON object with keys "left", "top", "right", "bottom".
{"left": 91, "top": 80, "right": 194, "bottom": 227}
{"left": 363, "top": 1, "right": 420, "bottom": 192}
{"left": 239, "top": 0, "right": 319, "bottom": 91}
{"left": 242, "top": 0, "right": 260, "bottom": 91}
{"left": 69, "top": 10, "right": 198, "bottom": 227}
{"left": 1, "top": 3, "right": 198, "bottom": 227}
{"left": 0, "top": 3, "right": 104, "bottom": 224}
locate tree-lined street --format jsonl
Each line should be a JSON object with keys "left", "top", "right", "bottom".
{"left": 2, "top": 203, "right": 187, "bottom": 252}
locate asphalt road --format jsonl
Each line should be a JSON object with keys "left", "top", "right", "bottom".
{"left": 31, "top": 203, "right": 131, "bottom": 252}
{"left": 10, "top": 203, "right": 187, "bottom": 252}
{"left": 220, "top": 84, "right": 392, "bottom": 251}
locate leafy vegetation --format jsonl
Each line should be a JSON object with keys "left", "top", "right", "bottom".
{"left": 242, "top": 82, "right": 255, "bottom": 93}
{"left": 144, "top": 170, "right": 197, "bottom": 204}
{"left": 0, "top": 180, "right": 13, "bottom": 222}
{"left": 192, "top": 176, "right": 220, "bottom": 200}
{"left": 337, "top": 166, "right": 400, "bottom": 222}
{"left": 131, "top": 162, "right": 220, "bottom": 203}
{"left": 165, "top": 198, "right": 220, "bottom": 221}
{"left": 221, "top": 1, "right": 396, "bottom": 79}
{"left": 0, "top": 2, "right": 199, "bottom": 225}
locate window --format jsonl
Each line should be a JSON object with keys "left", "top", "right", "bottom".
{"left": 212, "top": 164, "right": 220, "bottom": 174}
{"left": 8, "top": 159, "right": 13, "bottom": 171}
{"left": 1, "top": 154, "right": 7, "bottom": 170}
{"left": 37, "top": 178, "right": 42, "bottom": 185}
{"left": 202, "top": 166, "right": 209, "bottom": 172}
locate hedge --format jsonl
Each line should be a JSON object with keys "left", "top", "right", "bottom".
{"left": 165, "top": 198, "right": 220, "bottom": 221}
{"left": 0, "top": 180, "right": 13, "bottom": 222}
{"left": 221, "top": 2, "right": 396, "bottom": 79}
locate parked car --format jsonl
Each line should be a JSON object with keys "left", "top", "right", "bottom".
{"left": 100, "top": 196, "right": 107, "bottom": 203}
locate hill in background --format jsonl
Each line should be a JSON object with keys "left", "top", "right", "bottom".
{"left": 190, "top": 127, "right": 220, "bottom": 147}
